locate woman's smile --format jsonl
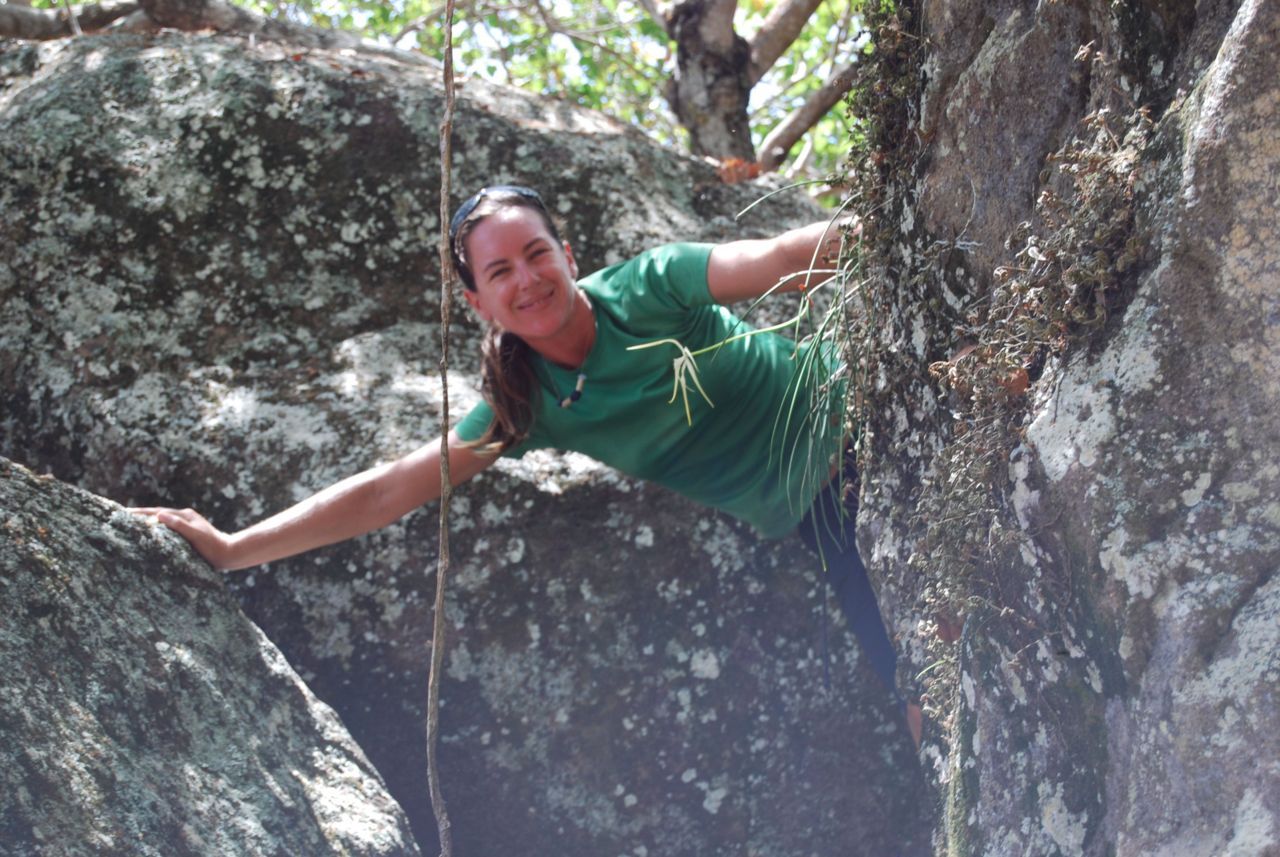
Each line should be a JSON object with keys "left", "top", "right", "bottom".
{"left": 516, "top": 289, "right": 555, "bottom": 311}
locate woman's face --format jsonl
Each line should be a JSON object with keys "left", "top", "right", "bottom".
{"left": 461, "top": 206, "right": 580, "bottom": 345}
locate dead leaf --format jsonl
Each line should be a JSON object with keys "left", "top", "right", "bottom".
{"left": 999, "top": 367, "right": 1030, "bottom": 395}
{"left": 717, "top": 157, "right": 761, "bottom": 184}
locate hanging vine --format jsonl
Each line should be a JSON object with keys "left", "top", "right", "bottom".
{"left": 427, "top": 0, "right": 458, "bottom": 853}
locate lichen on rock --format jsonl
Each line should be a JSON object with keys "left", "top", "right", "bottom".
{"left": 0, "top": 458, "right": 419, "bottom": 855}
{"left": 848, "top": 0, "right": 1280, "bottom": 853}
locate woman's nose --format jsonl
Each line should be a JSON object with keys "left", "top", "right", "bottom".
{"left": 511, "top": 262, "right": 538, "bottom": 290}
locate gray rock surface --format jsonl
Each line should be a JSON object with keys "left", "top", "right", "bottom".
{"left": 0, "top": 32, "right": 928, "bottom": 856}
{"left": 856, "top": 0, "right": 1280, "bottom": 854}
{"left": 7, "top": 3, "right": 1279, "bottom": 855}
{"left": 0, "top": 457, "right": 419, "bottom": 856}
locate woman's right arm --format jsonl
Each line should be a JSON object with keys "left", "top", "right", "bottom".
{"left": 131, "top": 430, "right": 495, "bottom": 571}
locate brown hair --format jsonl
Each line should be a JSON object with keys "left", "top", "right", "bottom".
{"left": 450, "top": 187, "right": 565, "bottom": 453}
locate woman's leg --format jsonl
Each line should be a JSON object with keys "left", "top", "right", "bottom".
{"left": 797, "top": 466, "right": 901, "bottom": 700}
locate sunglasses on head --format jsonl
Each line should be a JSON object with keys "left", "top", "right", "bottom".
{"left": 449, "top": 185, "right": 545, "bottom": 244}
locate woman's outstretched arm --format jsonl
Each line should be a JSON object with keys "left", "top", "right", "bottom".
{"left": 131, "top": 430, "right": 495, "bottom": 571}
{"left": 705, "top": 218, "right": 858, "bottom": 305}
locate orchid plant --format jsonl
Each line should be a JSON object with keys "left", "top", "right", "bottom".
{"left": 625, "top": 270, "right": 841, "bottom": 426}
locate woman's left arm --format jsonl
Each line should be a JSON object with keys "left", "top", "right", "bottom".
{"left": 706, "top": 218, "right": 857, "bottom": 305}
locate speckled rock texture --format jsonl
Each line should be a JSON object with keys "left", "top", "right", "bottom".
{"left": 858, "top": 0, "right": 1279, "bottom": 854}
{"left": 0, "top": 458, "right": 419, "bottom": 856}
{"left": 0, "top": 32, "right": 929, "bottom": 856}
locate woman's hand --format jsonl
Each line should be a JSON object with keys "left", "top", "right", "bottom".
{"left": 706, "top": 218, "right": 860, "bottom": 305}
{"left": 129, "top": 507, "right": 236, "bottom": 570}
{"left": 125, "top": 431, "right": 496, "bottom": 572}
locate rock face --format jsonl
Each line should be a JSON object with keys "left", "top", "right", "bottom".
{"left": 15, "top": 3, "right": 1274, "bottom": 852}
{"left": 855, "top": 0, "right": 1280, "bottom": 854}
{"left": 0, "top": 32, "right": 928, "bottom": 856}
{"left": 0, "top": 458, "right": 419, "bottom": 856}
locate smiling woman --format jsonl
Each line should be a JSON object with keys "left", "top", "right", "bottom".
{"left": 455, "top": 195, "right": 591, "bottom": 365}
{"left": 134, "top": 183, "right": 922, "bottom": 748}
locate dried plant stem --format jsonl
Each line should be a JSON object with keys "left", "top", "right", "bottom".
{"left": 428, "top": 0, "right": 458, "bottom": 854}
{"left": 62, "top": 0, "right": 84, "bottom": 34}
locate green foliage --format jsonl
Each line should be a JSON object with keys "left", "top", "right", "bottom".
{"left": 417, "top": 2, "right": 683, "bottom": 146}
{"left": 738, "top": 0, "right": 870, "bottom": 176}
{"left": 217, "top": 0, "right": 869, "bottom": 178}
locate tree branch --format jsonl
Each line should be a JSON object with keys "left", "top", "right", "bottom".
{"left": 757, "top": 58, "right": 856, "bottom": 171}
{"left": 138, "top": 0, "right": 362, "bottom": 49}
{"left": 0, "top": 1, "right": 138, "bottom": 40}
{"left": 394, "top": 0, "right": 481, "bottom": 44}
{"left": 113, "top": 9, "right": 160, "bottom": 33}
{"left": 746, "top": 0, "right": 822, "bottom": 85}
{"left": 635, "top": 0, "right": 668, "bottom": 33}
{"left": 783, "top": 131, "right": 815, "bottom": 178}
{"left": 691, "top": 0, "right": 738, "bottom": 55}
{"left": 520, "top": 0, "right": 663, "bottom": 86}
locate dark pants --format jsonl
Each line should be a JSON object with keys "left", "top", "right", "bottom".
{"left": 796, "top": 459, "right": 901, "bottom": 701}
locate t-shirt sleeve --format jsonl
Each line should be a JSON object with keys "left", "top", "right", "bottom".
{"left": 454, "top": 401, "right": 493, "bottom": 444}
{"left": 588, "top": 243, "right": 715, "bottom": 325}
{"left": 453, "top": 400, "right": 540, "bottom": 459}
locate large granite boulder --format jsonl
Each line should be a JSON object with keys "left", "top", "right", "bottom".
{"left": 0, "top": 457, "right": 419, "bottom": 855}
{"left": 0, "top": 31, "right": 928, "bottom": 856}
{"left": 856, "top": 0, "right": 1279, "bottom": 853}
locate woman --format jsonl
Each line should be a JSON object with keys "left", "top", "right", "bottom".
{"left": 134, "top": 185, "right": 921, "bottom": 746}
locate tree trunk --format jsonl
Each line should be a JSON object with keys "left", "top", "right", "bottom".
{"left": 664, "top": 0, "right": 755, "bottom": 160}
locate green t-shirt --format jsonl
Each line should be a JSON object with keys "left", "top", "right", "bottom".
{"left": 455, "top": 242, "right": 843, "bottom": 538}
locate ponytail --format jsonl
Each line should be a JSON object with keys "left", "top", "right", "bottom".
{"left": 469, "top": 325, "right": 537, "bottom": 453}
